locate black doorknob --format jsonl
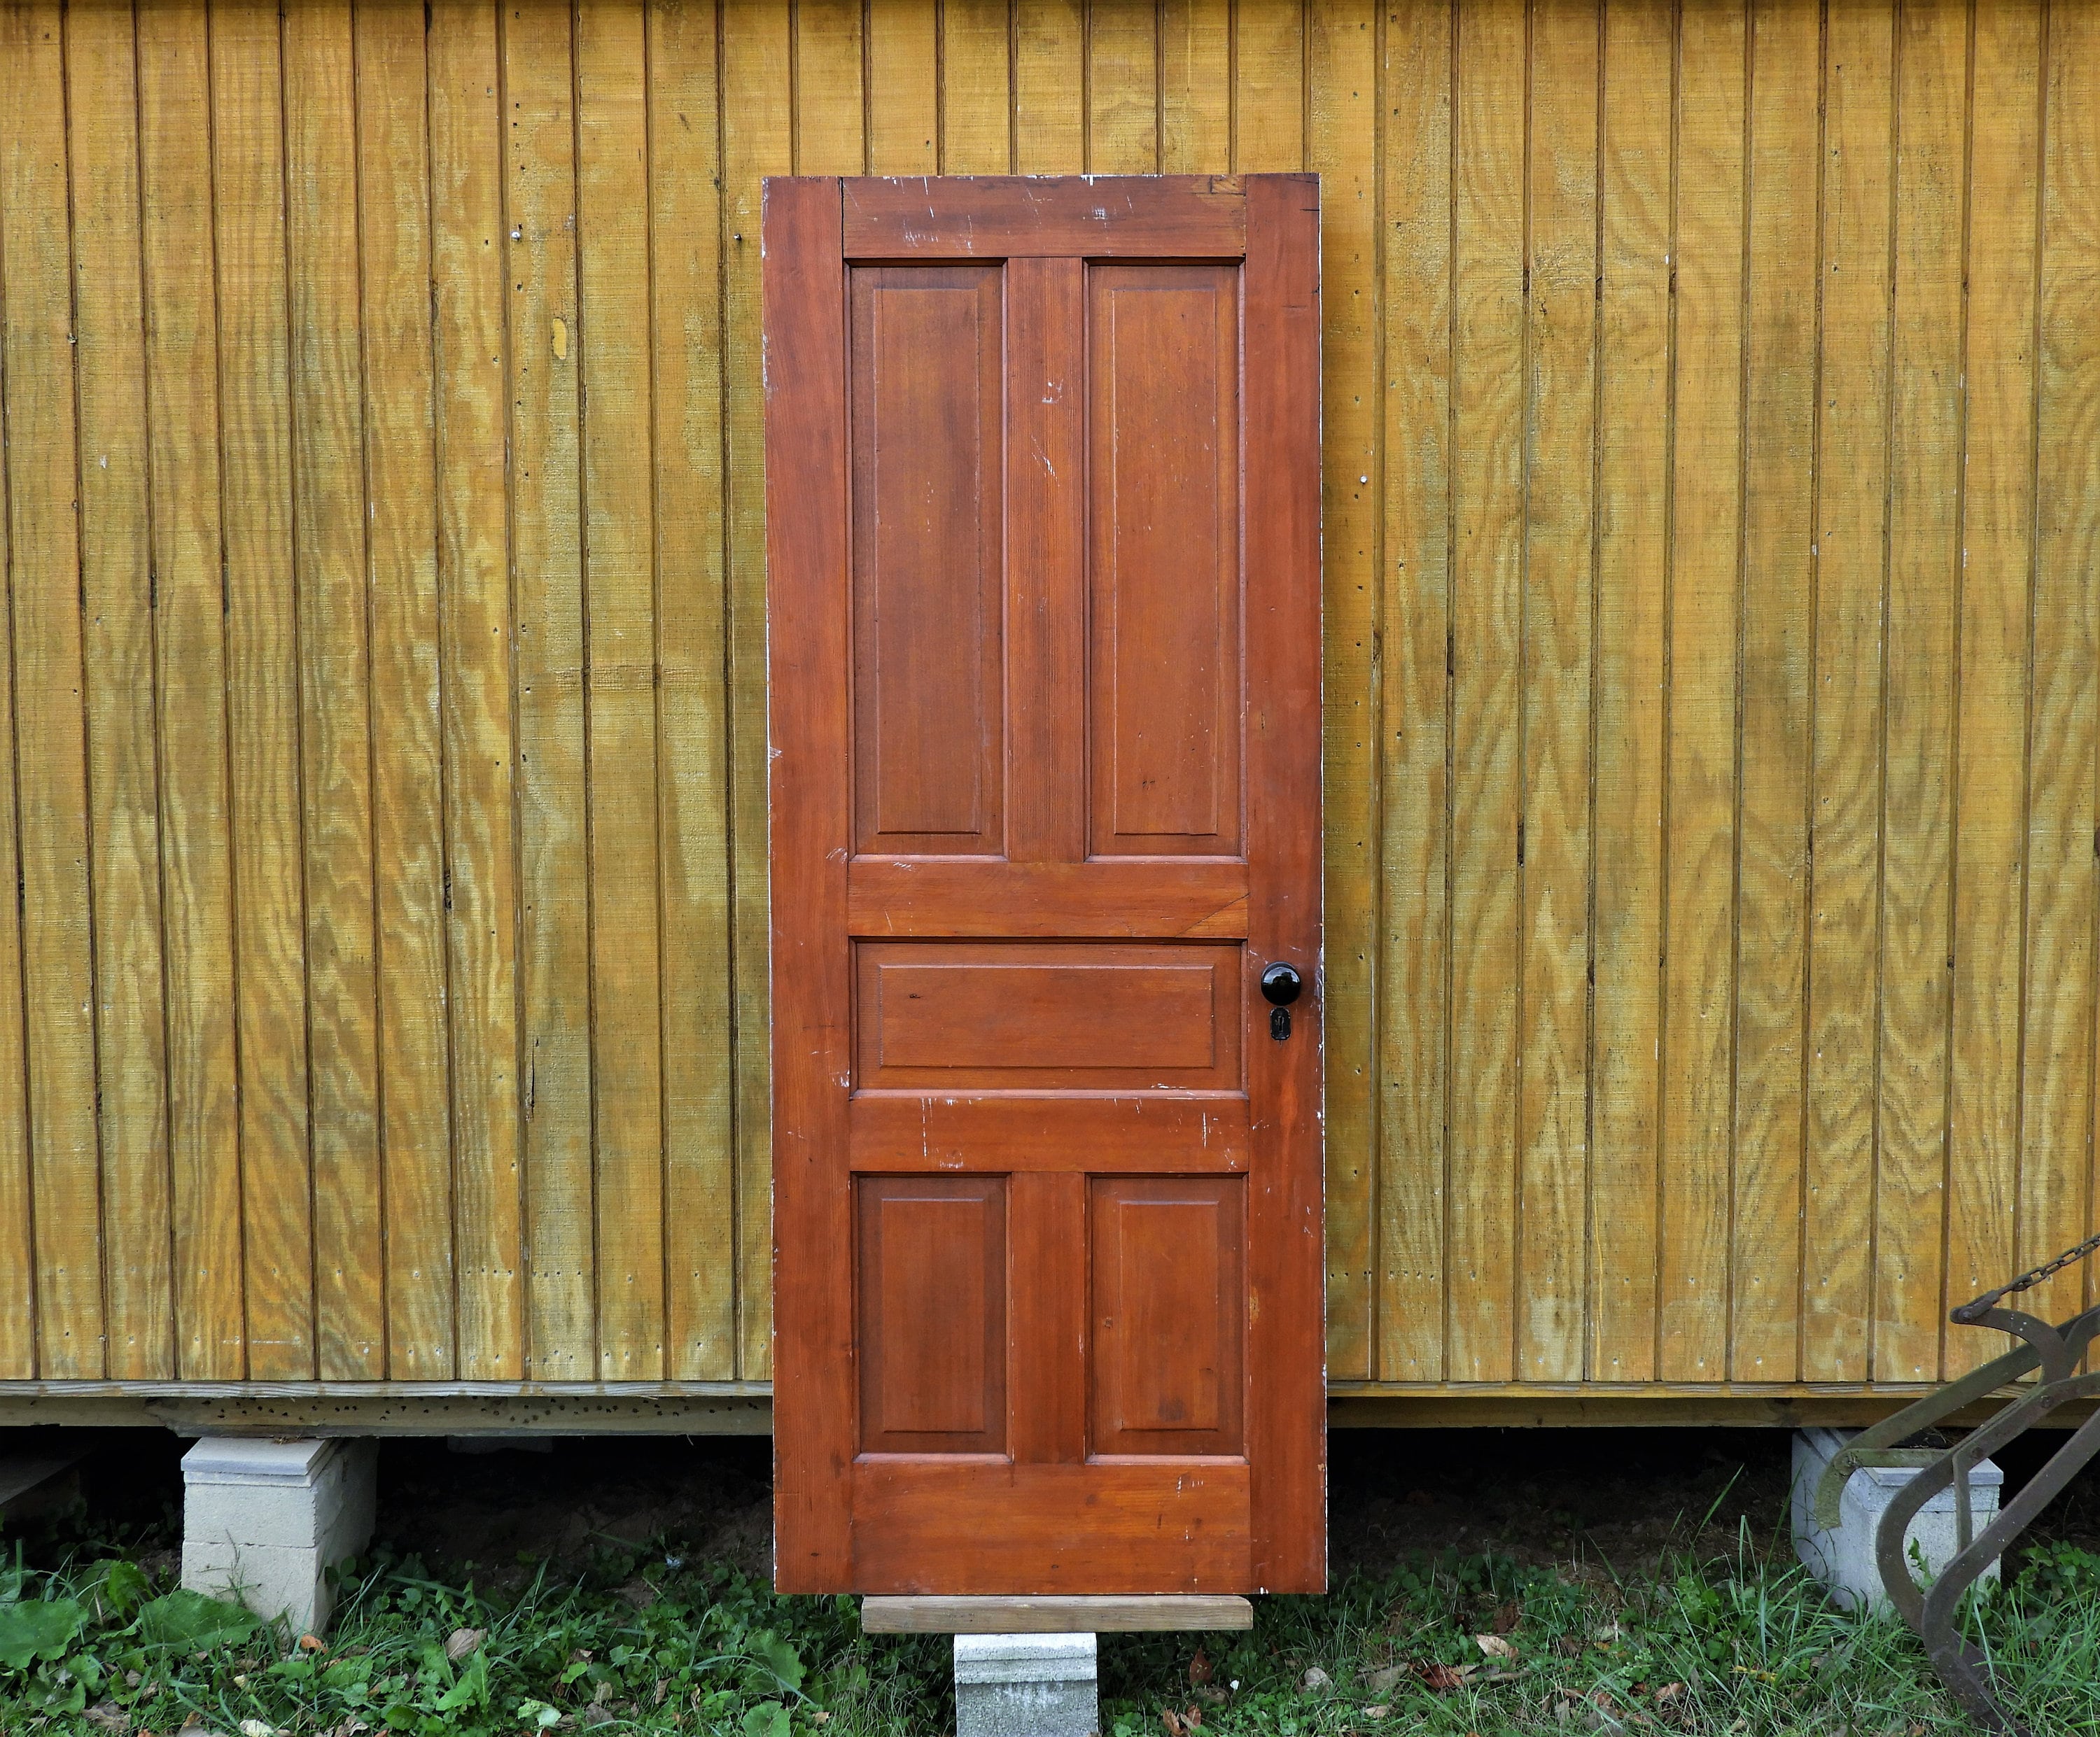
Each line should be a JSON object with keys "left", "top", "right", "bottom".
{"left": 1260, "top": 962, "right": 1303, "bottom": 1007}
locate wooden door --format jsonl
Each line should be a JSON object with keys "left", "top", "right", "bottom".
{"left": 765, "top": 175, "right": 1323, "bottom": 1596}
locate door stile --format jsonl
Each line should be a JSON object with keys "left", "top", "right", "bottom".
{"left": 1242, "top": 174, "right": 1326, "bottom": 1592}
{"left": 764, "top": 176, "right": 854, "bottom": 1591}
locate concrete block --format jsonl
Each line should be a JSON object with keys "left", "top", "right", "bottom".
{"left": 182, "top": 1438, "right": 377, "bottom": 1634}
{"left": 1792, "top": 1426, "right": 2004, "bottom": 1615}
{"left": 955, "top": 1632, "right": 1099, "bottom": 1737}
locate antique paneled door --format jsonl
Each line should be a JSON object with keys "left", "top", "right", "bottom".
{"left": 764, "top": 175, "right": 1323, "bottom": 1595}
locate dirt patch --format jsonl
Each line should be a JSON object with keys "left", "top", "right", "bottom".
{"left": 1325, "top": 1428, "right": 1796, "bottom": 1584}
{"left": 374, "top": 1436, "right": 774, "bottom": 1587}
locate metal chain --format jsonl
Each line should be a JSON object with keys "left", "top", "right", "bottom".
{"left": 1954, "top": 1228, "right": 2100, "bottom": 1321}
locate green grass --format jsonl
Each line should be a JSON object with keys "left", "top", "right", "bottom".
{"left": 4, "top": 1511, "right": 2100, "bottom": 1734}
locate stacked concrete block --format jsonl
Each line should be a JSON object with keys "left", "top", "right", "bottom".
{"left": 181, "top": 1437, "right": 378, "bottom": 1635}
{"left": 954, "top": 1632, "right": 1100, "bottom": 1737}
{"left": 1791, "top": 1426, "right": 2004, "bottom": 1615}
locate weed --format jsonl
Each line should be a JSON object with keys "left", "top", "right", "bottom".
{"left": 1, "top": 1512, "right": 2097, "bottom": 1732}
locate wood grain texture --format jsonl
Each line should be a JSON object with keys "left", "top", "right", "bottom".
{"left": 1657, "top": 0, "right": 1744, "bottom": 1383}
{"left": 0, "top": 1, "right": 34, "bottom": 1376}
{"left": 1235, "top": 0, "right": 1305, "bottom": 170}
{"left": 2042, "top": 0, "right": 2100, "bottom": 1329}
{"left": 1730, "top": 0, "right": 1815, "bottom": 1382}
{"left": 1161, "top": 0, "right": 1231, "bottom": 172}
{"left": 356, "top": 0, "right": 455, "bottom": 1380}
{"left": 1240, "top": 172, "right": 1327, "bottom": 1594}
{"left": 285, "top": 0, "right": 382, "bottom": 1381}
{"left": 1445, "top": 0, "right": 1524, "bottom": 1385}
{"left": 648, "top": 0, "right": 736, "bottom": 1381}
{"left": 1589, "top": 0, "right": 1672, "bottom": 1383}
{"left": 794, "top": 0, "right": 862, "bottom": 174}
{"left": 861, "top": 1594, "right": 1253, "bottom": 1633}
{"left": 579, "top": 0, "right": 666, "bottom": 1381}
{"left": 211, "top": 0, "right": 315, "bottom": 1384}
{"left": 763, "top": 176, "right": 853, "bottom": 1589}
{"left": 1015, "top": 0, "right": 1084, "bottom": 171}
{"left": 1312, "top": 0, "right": 1377, "bottom": 1383}
{"left": 67, "top": 0, "right": 172, "bottom": 1381}
{"left": 1802, "top": 0, "right": 1893, "bottom": 1384}
{"left": 506, "top": 0, "right": 594, "bottom": 1378}
{"left": 1088, "top": 0, "right": 1158, "bottom": 173}
{"left": 0, "top": 372, "right": 26, "bottom": 1374}
{"left": 0, "top": 0, "right": 2093, "bottom": 1405}
{"left": 719, "top": 0, "right": 791, "bottom": 1381}
{"left": 1376, "top": 0, "right": 1451, "bottom": 1384}
{"left": 1983, "top": 0, "right": 2085, "bottom": 1341}
{"left": 1884, "top": 0, "right": 1967, "bottom": 1381}
{"left": 430, "top": 0, "right": 522, "bottom": 1379}
{"left": 867, "top": 0, "right": 937, "bottom": 175}
{"left": 941, "top": 0, "right": 1013, "bottom": 172}
{"left": 844, "top": 175, "right": 1246, "bottom": 256}
{"left": 1518, "top": 0, "right": 1597, "bottom": 1385}
{"left": 4, "top": 0, "right": 106, "bottom": 1379}
{"left": 1946, "top": 0, "right": 2035, "bottom": 1363}
{"left": 139, "top": 0, "right": 243, "bottom": 1381}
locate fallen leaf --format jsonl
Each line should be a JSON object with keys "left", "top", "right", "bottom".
{"left": 1359, "top": 1664, "right": 1407, "bottom": 1693}
{"left": 1161, "top": 1709, "right": 1186, "bottom": 1737}
{"left": 1654, "top": 1683, "right": 1684, "bottom": 1703}
{"left": 1492, "top": 1601, "right": 1521, "bottom": 1634}
{"left": 1363, "top": 1708, "right": 1389, "bottom": 1723}
{"left": 1474, "top": 1633, "right": 1515, "bottom": 1659}
{"left": 83, "top": 1703, "right": 126, "bottom": 1734}
{"left": 239, "top": 1722, "right": 279, "bottom": 1737}
{"left": 1416, "top": 1659, "right": 1476, "bottom": 1692}
{"left": 1189, "top": 1645, "right": 1212, "bottom": 1687}
{"left": 444, "top": 1626, "right": 485, "bottom": 1661}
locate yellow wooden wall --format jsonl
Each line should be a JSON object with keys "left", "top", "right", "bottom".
{"left": 0, "top": 0, "right": 2095, "bottom": 1396}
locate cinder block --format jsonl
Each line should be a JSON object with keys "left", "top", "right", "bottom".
{"left": 1792, "top": 1426, "right": 2003, "bottom": 1615}
{"left": 955, "top": 1632, "right": 1099, "bottom": 1737}
{"left": 182, "top": 1438, "right": 378, "bottom": 1634}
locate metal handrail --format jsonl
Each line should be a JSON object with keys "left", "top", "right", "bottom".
{"left": 1810, "top": 1246, "right": 2100, "bottom": 1736}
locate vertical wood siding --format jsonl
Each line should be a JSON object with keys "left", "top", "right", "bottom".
{"left": 0, "top": 0, "right": 2094, "bottom": 1393}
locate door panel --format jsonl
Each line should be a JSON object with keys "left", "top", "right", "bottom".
{"left": 850, "top": 266, "right": 1005, "bottom": 855}
{"left": 1091, "top": 1177, "right": 1247, "bottom": 1456}
{"left": 767, "top": 174, "right": 1323, "bottom": 1595}
{"left": 1089, "top": 266, "right": 1242, "bottom": 856}
{"left": 855, "top": 1176, "right": 1007, "bottom": 1454}
{"left": 853, "top": 941, "right": 1242, "bottom": 1090}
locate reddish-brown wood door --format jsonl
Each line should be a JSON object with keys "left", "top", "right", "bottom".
{"left": 764, "top": 174, "right": 1323, "bottom": 1596}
